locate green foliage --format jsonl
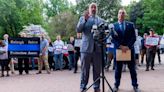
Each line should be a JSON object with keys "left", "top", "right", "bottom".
{"left": 128, "top": 0, "right": 164, "bottom": 35}
{"left": 0, "top": 26, "right": 4, "bottom": 39}
{"left": 47, "top": 10, "right": 79, "bottom": 41}
{"left": 43, "top": 0, "right": 70, "bottom": 21}
{"left": 0, "top": 0, "right": 44, "bottom": 37}
{"left": 141, "top": 0, "right": 164, "bottom": 35}
{"left": 0, "top": 0, "right": 163, "bottom": 41}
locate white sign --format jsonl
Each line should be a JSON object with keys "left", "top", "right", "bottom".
{"left": 48, "top": 47, "right": 53, "bottom": 52}
{"left": 74, "top": 39, "right": 82, "bottom": 47}
{"left": 145, "top": 37, "right": 159, "bottom": 46}
{"left": 67, "top": 44, "right": 74, "bottom": 51}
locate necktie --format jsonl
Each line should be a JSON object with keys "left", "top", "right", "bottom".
{"left": 120, "top": 22, "right": 124, "bottom": 35}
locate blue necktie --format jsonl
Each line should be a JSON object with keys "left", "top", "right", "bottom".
{"left": 120, "top": 22, "right": 124, "bottom": 35}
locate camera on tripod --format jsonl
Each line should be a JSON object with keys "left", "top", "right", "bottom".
{"left": 87, "top": 23, "right": 115, "bottom": 92}
{"left": 92, "top": 23, "right": 115, "bottom": 43}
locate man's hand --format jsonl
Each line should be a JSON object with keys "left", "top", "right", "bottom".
{"left": 119, "top": 45, "right": 129, "bottom": 53}
{"left": 84, "top": 10, "right": 89, "bottom": 21}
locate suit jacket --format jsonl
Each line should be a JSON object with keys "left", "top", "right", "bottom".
{"left": 112, "top": 21, "right": 136, "bottom": 49}
{"left": 112, "top": 21, "right": 136, "bottom": 61}
{"left": 76, "top": 16, "right": 104, "bottom": 53}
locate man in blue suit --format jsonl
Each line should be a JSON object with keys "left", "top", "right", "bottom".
{"left": 112, "top": 8, "right": 140, "bottom": 92}
{"left": 76, "top": 3, "right": 105, "bottom": 92}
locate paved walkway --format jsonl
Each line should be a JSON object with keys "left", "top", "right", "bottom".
{"left": 0, "top": 54, "right": 163, "bottom": 92}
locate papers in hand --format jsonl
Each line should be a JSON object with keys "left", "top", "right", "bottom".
{"left": 116, "top": 49, "right": 131, "bottom": 61}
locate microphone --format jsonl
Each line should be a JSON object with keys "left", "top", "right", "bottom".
{"left": 108, "top": 23, "right": 118, "bottom": 36}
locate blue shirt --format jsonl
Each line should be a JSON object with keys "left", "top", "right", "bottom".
{"left": 40, "top": 39, "right": 49, "bottom": 55}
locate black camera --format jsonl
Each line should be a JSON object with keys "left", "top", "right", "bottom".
{"left": 92, "top": 23, "right": 110, "bottom": 41}
{"left": 92, "top": 23, "right": 117, "bottom": 45}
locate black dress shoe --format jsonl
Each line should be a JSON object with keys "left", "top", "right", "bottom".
{"left": 6, "top": 74, "right": 10, "bottom": 77}
{"left": 133, "top": 87, "right": 140, "bottom": 92}
{"left": 1, "top": 74, "right": 4, "bottom": 77}
{"left": 19, "top": 72, "right": 23, "bottom": 75}
{"left": 113, "top": 86, "right": 118, "bottom": 92}
{"left": 80, "top": 88, "right": 86, "bottom": 92}
{"left": 151, "top": 67, "right": 155, "bottom": 70}
{"left": 26, "top": 72, "right": 29, "bottom": 74}
{"left": 36, "top": 71, "right": 42, "bottom": 74}
{"left": 145, "top": 68, "right": 149, "bottom": 71}
{"left": 94, "top": 89, "right": 100, "bottom": 92}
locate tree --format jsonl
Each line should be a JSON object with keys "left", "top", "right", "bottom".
{"left": 126, "top": 0, "right": 144, "bottom": 34}
{"left": 43, "top": 0, "right": 70, "bottom": 21}
{"left": 0, "top": 0, "right": 44, "bottom": 37}
{"left": 48, "top": 10, "right": 79, "bottom": 41}
{"left": 132, "top": 0, "right": 164, "bottom": 34}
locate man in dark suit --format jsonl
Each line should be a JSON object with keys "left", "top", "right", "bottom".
{"left": 76, "top": 3, "right": 105, "bottom": 92}
{"left": 112, "top": 8, "right": 140, "bottom": 92}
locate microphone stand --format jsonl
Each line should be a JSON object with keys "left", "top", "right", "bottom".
{"left": 84, "top": 32, "right": 113, "bottom": 92}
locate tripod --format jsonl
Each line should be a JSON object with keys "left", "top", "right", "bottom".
{"left": 84, "top": 38, "right": 113, "bottom": 92}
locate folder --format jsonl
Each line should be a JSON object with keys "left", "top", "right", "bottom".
{"left": 116, "top": 49, "right": 131, "bottom": 61}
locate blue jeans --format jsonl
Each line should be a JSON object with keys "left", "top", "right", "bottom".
{"left": 31, "top": 57, "right": 35, "bottom": 70}
{"left": 54, "top": 54, "right": 63, "bottom": 69}
{"left": 68, "top": 53, "right": 75, "bottom": 69}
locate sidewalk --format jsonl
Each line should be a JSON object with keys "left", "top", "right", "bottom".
{"left": 0, "top": 54, "right": 163, "bottom": 92}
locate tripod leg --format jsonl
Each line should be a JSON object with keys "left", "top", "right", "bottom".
{"left": 104, "top": 77, "right": 113, "bottom": 92}
{"left": 85, "top": 76, "right": 102, "bottom": 92}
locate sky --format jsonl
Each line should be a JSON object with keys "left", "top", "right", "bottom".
{"left": 68, "top": 0, "right": 140, "bottom": 6}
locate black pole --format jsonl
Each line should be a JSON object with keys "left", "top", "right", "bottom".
{"left": 101, "top": 44, "right": 105, "bottom": 92}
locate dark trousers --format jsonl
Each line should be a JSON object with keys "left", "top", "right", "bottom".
{"left": 74, "top": 52, "right": 80, "bottom": 72}
{"left": 114, "top": 61, "right": 138, "bottom": 88}
{"left": 140, "top": 49, "right": 146, "bottom": 64}
{"left": 80, "top": 52, "right": 102, "bottom": 90}
{"left": 18, "top": 58, "right": 29, "bottom": 74}
{"left": 156, "top": 48, "right": 161, "bottom": 63}
{"left": 0, "top": 59, "right": 10, "bottom": 75}
{"left": 68, "top": 53, "right": 75, "bottom": 69}
{"left": 48, "top": 55, "right": 54, "bottom": 70}
{"left": 146, "top": 48, "right": 156, "bottom": 69}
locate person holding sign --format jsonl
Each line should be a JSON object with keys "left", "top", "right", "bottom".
{"left": 112, "top": 8, "right": 139, "bottom": 92}
{"left": 18, "top": 33, "right": 30, "bottom": 75}
{"left": 145, "top": 29, "right": 159, "bottom": 71}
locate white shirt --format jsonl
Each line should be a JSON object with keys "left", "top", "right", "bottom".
{"left": 53, "top": 40, "right": 64, "bottom": 54}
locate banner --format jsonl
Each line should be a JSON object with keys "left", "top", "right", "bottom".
{"left": 8, "top": 37, "right": 40, "bottom": 57}
{"left": 145, "top": 36, "right": 159, "bottom": 46}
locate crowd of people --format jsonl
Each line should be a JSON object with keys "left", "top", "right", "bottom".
{"left": 106, "top": 29, "right": 162, "bottom": 72}
{"left": 0, "top": 2, "right": 163, "bottom": 92}
{"left": 0, "top": 33, "right": 82, "bottom": 76}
